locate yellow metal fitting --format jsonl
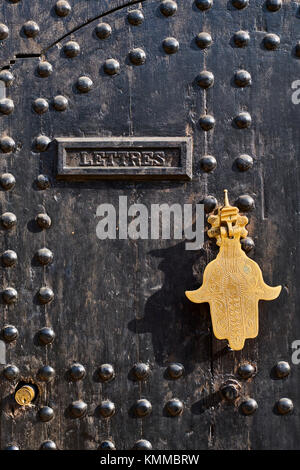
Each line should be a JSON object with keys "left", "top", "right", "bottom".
{"left": 186, "top": 189, "right": 281, "bottom": 350}
{"left": 15, "top": 385, "right": 35, "bottom": 406}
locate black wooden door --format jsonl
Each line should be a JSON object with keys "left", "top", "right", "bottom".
{"left": 0, "top": 0, "right": 299, "bottom": 450}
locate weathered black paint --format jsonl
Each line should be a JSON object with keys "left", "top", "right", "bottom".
{"left": 0, "top": 0, "right": 299, "bottom": 450}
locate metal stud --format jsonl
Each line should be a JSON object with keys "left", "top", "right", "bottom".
{"left": 0, "top": 136, "right": 15, "bottom": 153}
{"left": 38, "top": 406, "right": 54, "bottom": 422}
{"left": 2, "top": 250, "right": 18, "bottom": 267}
{"left": 40, "top": 440, "right": 57, "bottom": 450}
{"left": 36, "top": 174, "right": 50, "bottom": 190}
{"left": 241, "top": 237, "right": 255, "bottom": 253}
{"left": 63, "top": 41, "right": 80, "bottom": 58}
{"left": 1, "top": 325, "right": 19, "bottom": 342}
{"left": 34, "top": 135, "right": 51, "bottom": 152}
{"left": 99, "top": 441, "right": 116, "bottom": 450}
{"left": 235, "top": 154, "right": 253, "bottom": 171}
{"left": 127, "top": 10, "right": 144, "bottom": 25}
{"left": 37, "top": 61, "right": 53, "bottom": 78}
{"left": 76, "top": 76, "right": 93, "bottom": 93}
{"left": 133, "top": 440, "right": 153, "bottom": 450}
{"left": 129, "top": 48, "right": 146, "bottom": 66}
{"left": 274, "top": 361, "right": 291, "bottom": 379}
{"left": 33, "top": 98, "right": 49, "bottom": 114}
{"left": 0, "top": 24, "right": 9, "bottom": 40}
{"left": 234, "top": 70, "right": 251, "bottom": 87}
{"left": 232, "top": 0, "right": 249, "bottom": 9}
{"left": 236, "top": 194, "right": 255, "bottom": 212}
{"left": 95, "top": 23, "right": 112, "bottom": 39}
{"left": 98, "top": 400, "right": 115, "bottom": 418}
{"left": 0, "top": 70, "right": 14, "bottom": 86}
{"left": 1, "top": 212, "right": 17, "bottom": 229}
{"left": 266, "top": 0, "right": 282, "bottom": 12}
{"left": 234, "top": 111, "right": 251, "bottom": 129}
{"left": 53, "top": 95, "right": 68, "bottom": 111}
{"left": 23, "top": 21, "right": 40, "bottom": 38}
{"left": 3, "top": 364, "right": 20, "bottom": 381}
{"left": 160, "top": 1, "right": 177, "bottom": 16}
{"left": 295, "top": 42, "right": 300, "bottom": 58}
{"left": 97, "top": 363, "right": 115, "bottom": 382}
{"left": 0, "top": 98, "right": 14, "bottom": 115}
{"left": 37, "top": 327, "right": 55, "bottom": 345}
{"left": 195, "top": 0, "right": 213, "bottom": 11}
{"left": 135, "top": 399, "right": 152, "bottom": 417}
{"left": 37, "top": 365, "right": 55, "bottom": 382}
{"left": 4, "top": 445, "right": 20, "bottom": 450}
{"left": 199, "top": 114, "right": 215, "bottom": 131}
{"left": 203, "top": 195, "right": 217, "bottom": 213}
{"left": 69, "top": 400, "right": 87, "bottom": 418}
{"left": 132, "top": 363, "right": 150, "bottom": 380}
{"left": 238, "top": 363, "right": 255, "bottom": 379}
{"left": 68, "top": 363, "right": 86, "bottom": 382}
{"left": 162, "top": 37, "right": 179, "bottom": 54}
{"left": 241, "top": 398, "right": 258, "bottom": 415}
{"left": 0, "top": 173, "right": 16, "bottom": 190}
{"left": 104, "top": 59, "right": 120, "bottom": 76}
{"left": 2, "top": 287, "right": 18, "bottom": 304}
{"left": 36, "top": 213, "right": 52, "bottom": 229}
{"left": 196, "top": 70, "right": 214, "bottom": 89}
{"left": 166, "top": 363, "right": 184, "bottom": 379}
{"left": 276, "top": 398, "right": 293, "bottom": 415}
{"left": 166, "top": 398, "right": 183, "bottom": 416}
{"left": 200, "top": 155, "right": 217, "bottom": 172}
{"left": 55, "top": 0, "right": 71, "bottom": 16}
{"left": 38, "top": 286, "right": 54, "bottom": 304}
{"left": 233, "top": 30, "right": 250, "bottom": 47}
{"left": 36, "top": 248, "right": 53, "bottom": 266}
{"left": 195, "top": 32, "right": 212, "bottom": 49}
{"left": 263, "top": 33, "right": 280, "bottom": 50}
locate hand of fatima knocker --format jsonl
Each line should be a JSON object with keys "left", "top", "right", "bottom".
{"left": 185, "top": 190, "right": 281, "bottom": 351}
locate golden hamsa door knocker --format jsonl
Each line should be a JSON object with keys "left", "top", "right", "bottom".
{"left": 186, "top": 190, "right": 281, "bottom": 350}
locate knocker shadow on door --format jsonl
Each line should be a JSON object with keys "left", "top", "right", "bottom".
{"left": 128, "top": 240, "right": 214, "bottom": 374}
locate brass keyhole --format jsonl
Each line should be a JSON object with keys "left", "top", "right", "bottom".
{"left": 15, "top": 385, "right": 36, "bottom": 406}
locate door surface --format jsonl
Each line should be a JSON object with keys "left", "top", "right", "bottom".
{"left": 0, "top": 0, "right": 300, "bottom": 450}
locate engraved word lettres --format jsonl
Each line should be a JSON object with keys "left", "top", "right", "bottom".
{"left": 78, "top": 150, "right": 167, "bottom": 167}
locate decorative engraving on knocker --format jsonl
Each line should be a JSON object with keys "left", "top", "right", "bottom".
{"left": 185, "top": 190, "right": 281, "bottom": 350}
